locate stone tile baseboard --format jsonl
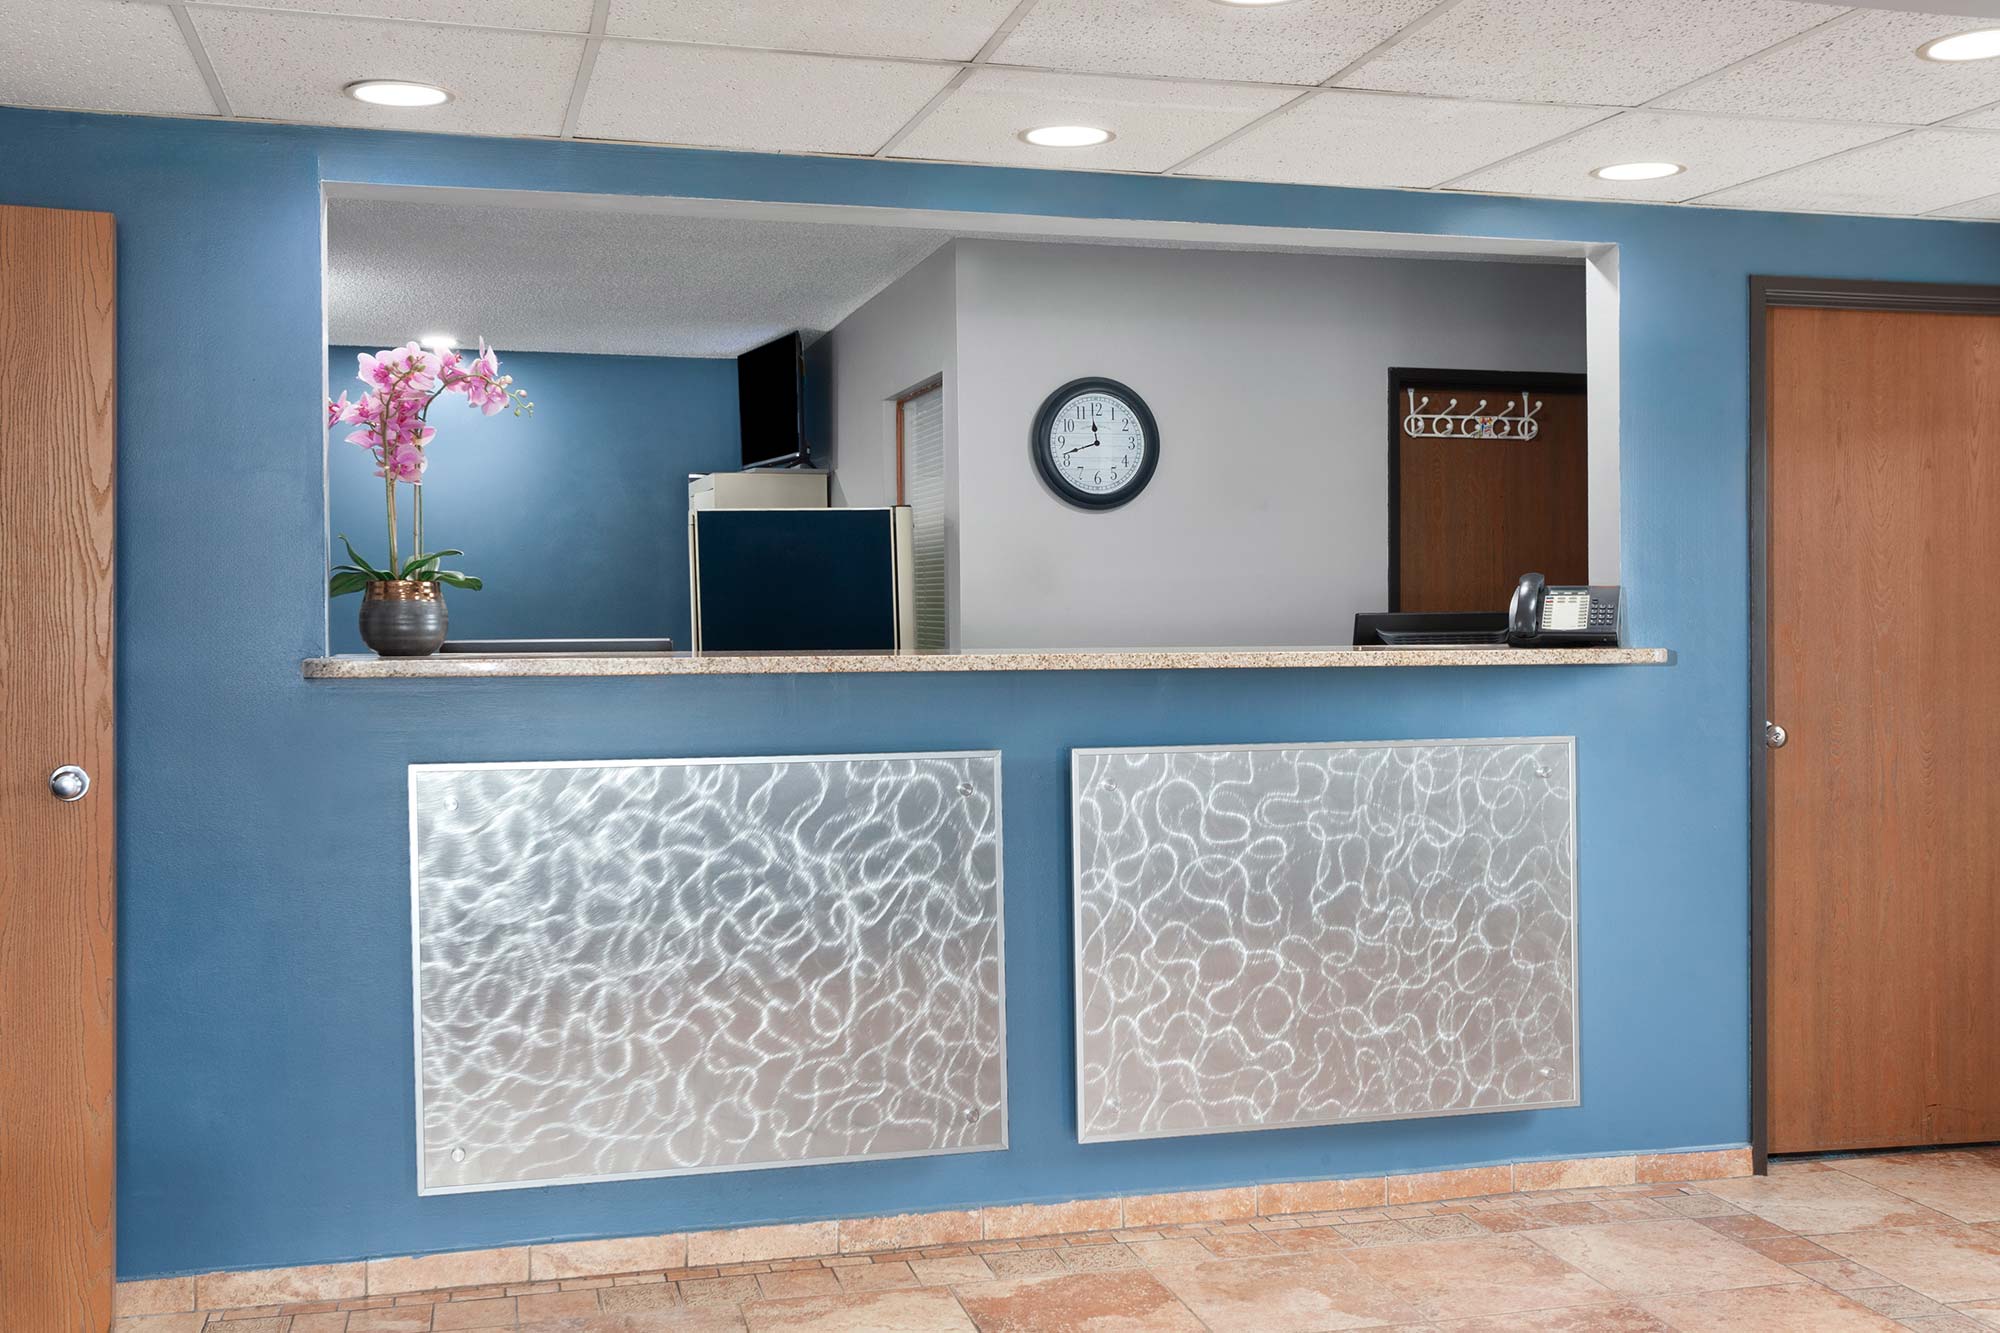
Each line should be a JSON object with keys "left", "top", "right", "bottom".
{"left": 119, "top": 1146, "right": 1751, "bottom": 1313}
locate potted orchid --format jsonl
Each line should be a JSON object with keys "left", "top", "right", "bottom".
{"left": 326, "top": 340, "right": 530, "bottom": 656}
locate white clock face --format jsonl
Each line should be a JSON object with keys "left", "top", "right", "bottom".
{"left": 1046, "top": 391, "right": 1148, "bottom": 496}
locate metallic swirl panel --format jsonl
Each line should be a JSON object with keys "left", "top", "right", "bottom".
{"left": 1072, "top": 738, "right": 1577, "bottom": 1144}
{"left": 410, "top": 751, "right": 1006, "bottom": 1194}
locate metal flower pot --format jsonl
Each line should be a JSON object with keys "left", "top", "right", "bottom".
{"left": 359, "top": 579, "right": 447, "bottom": 657}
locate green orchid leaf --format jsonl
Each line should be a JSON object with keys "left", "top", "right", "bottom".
{"left": 328, "top": 570, "right": 372, "bottom": 597}
{"left": 336, "top": 534, "right": 387, "bottom": 580}
{"left": 430, "top": 570, "right": 483, "bottom": 591}
{"left": 399, "top": 549, "right": 463, "bottom": 578}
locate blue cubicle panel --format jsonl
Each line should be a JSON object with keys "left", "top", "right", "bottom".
{"left": 691, "top": 508, "right": 905, "bottom": 653}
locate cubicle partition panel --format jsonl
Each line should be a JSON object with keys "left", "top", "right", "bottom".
{"left": 409, "top": 751, "right": 1005, "bottom": 1194}
{"left": 1072, "top": 738, "right": 1578, "bottom": 1143}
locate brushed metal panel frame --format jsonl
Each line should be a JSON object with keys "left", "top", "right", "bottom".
{"left": 1070, "top": 737, "right": 1580, "bottom": 1145}
{"left": 409, "top": 750, "right": 1007, "bottom": 1196}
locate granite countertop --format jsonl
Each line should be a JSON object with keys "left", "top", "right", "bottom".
{"left": 303, "top": 645, "right": 1670, "bottom": 678}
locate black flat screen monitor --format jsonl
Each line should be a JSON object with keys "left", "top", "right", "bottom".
{"left": 737, "top": 331, "right": 805, "bottom": 469}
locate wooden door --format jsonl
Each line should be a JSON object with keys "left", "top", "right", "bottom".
{"left": 1765, "top": 305, "right": 2000, "bottom": 1153}
{"left": 0, "top": 205, "right": 117, "bottom": 1326}
{"left": 1393, "top": 376, "right": 1588, "bottom": 612}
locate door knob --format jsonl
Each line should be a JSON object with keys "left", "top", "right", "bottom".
{"left": 48, "top": 765, "right": 90, "bottom": 801}
{"left": 1764, "top": 722, "right": 1788, "bottom": 750}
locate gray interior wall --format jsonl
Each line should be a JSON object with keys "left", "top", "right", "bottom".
{"left": 949, "top": 240, "right": 1587, "bottom": 649}
{"left": 809, "top": 243, "right": 961, "bottom": 644}
{"left": 812, "top": 244, "right": 957, "bottom": 512}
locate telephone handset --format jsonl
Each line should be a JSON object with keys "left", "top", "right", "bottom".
{"left": 1508, "top": 573, "right": 1623, "bottom": 647}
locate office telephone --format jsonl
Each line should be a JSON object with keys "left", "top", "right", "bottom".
{"left": 1507, "top": 573, "right": 1622, "bottom": 647}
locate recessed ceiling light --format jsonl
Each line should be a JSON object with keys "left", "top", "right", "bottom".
{"left": 1919, "top": 28, "right": 2000, "bottom": 62}
{"left": 1020, "top": 125, "right": 1114, "bottom": 148}
{"left": 420, "top": 333, "right": 457, "bottom": 352}
{"left": 1591, "top": 161, "right": 1686, "bottom": 182}
{"left": 344, "top": 79, "right": 452, "bottom": 108}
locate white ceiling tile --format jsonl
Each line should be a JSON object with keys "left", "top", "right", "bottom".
{"left": 1185, "top": 90, "right": 1609, "bottom": 188}
{"left": 1698, "top": 128, "right": 2000, "bottom": 215}
{"left": 578, "top": 43, "right": 957, "bottom": 155}
{"left": 1452, "top": 110, "right": 1900, "bottom": 202}
{"left": 1338, "top": 0, "right": 1839, "bottom": 107}
{"left": 1656, "top": 9, "right": 2000, "bottom": 126}
{"left": 603, "top": 0, "right": 1021, "bottom": 62}
{"left": 1931, "top": 191, "right": 2000, "bottom": 219}
{"left": 190, "top": 7, "right": 582, "bottom": 135}
{"left": 889, "top": 68, "right": 1295, "bottom": 172}
{"left": 0, "top": 0, "right": 215, "bottom": 116}
{"left": 190, "top": 0, "right": 594, "bottom": 32}
{"left": 990, "top": 0, "right": 1439, "bottom": 86}
{"left": 1946, "top": 102, "right": 2000, "bottom": 129}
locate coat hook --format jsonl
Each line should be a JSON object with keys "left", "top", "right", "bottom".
{"left": 1405, "top": 388, "right": 1545, "bottom": 441}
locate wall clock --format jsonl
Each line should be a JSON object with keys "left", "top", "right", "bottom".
{"left": 1030, "top": 377, "right": 1159, "bottom": 510}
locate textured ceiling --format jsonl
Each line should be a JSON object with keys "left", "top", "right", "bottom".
{"left": 12, "top": 0, "right": 2000, "bottom": 219}
{"left": 326, "top": 190, "right": 1579, "bottom": 357}
{"left": 324, "top": 198, "right": 950, "bottom": 358}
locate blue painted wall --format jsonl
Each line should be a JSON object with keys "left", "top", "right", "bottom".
{"left": 6, "top": 106, "right": 1998, "bottom": 1280}
{"left": 327, "top": 346, "right": 738, "bottom": 651}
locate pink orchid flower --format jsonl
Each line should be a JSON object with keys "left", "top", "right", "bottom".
{"left": 380, "top": 443, "right": 427, "bottom": 483}
{"left": 328, "top": 336, "right": 527, "bottom": 594}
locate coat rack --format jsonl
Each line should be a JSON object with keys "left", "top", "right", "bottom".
{"left": 1404, "top": 389, "right": 1542, "bottom": 440}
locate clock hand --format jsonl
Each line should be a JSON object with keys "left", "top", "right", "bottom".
{"left": 1064, "top": 422, "right": 1103, "bottom": 459}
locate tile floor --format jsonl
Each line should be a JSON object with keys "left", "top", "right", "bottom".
{"left": 120, "top": 1147, "right": 2000, "bottom": 1332}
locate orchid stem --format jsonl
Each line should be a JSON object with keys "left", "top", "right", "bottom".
{"left": 384, "top": 471, "right": 400, "bottom": 580}
{"left": 412, "top": 382, "right": 448, "bottom": 572}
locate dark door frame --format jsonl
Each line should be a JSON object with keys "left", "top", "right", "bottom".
{"left": 1386, "top": 367, "right": 1588, "bottom": 610}
{"left": 1747, "top": 276, "right": 2000, "bottom": 1173}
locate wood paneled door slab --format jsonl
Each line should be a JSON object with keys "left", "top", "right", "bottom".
{"left": 1390, "top": 369, "right": 1588, "bottom": 613}
{"left": 0, "top": 205, "right": 117, "bottom": 1327}
{"left": 1760, "top": 296, "right": 2000, "bottom": 1155}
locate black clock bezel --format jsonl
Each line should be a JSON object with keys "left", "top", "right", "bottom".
{"left": 1030, "top": 376, "right": 1160, "bottom": 511}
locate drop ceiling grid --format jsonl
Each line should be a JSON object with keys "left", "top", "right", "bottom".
{"left": 190, "top": 0, "right": 599, "bottom": 32}
{"left": 1332, "top": 0, "right": 1846, "bottom": 107}
{"left": 5, "top": 0, "right": 2000, "bottom": 218}
{"left": 887, "top": 68, "right": 1301, "bottom": 173}
{"left": 1178, "top": 90, "right": 1616, "bottom": 189}
{"left": 1654, "top": 6, "right": 2000, "bottom": 125}
{"left": 988, "top": 0, "right": 1443, "bottom": 85}
{"left": 1696, "top": 126, "right": 2000, "bottom": 216}
{"left": 576, "top": 41, "right": 960, "bottom": 156}
{"left": 602, "top": 0, "right": 1026, "bottom": 63}
{"left": 1451, "top": 110, "right": 1904, "bottom": 203}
